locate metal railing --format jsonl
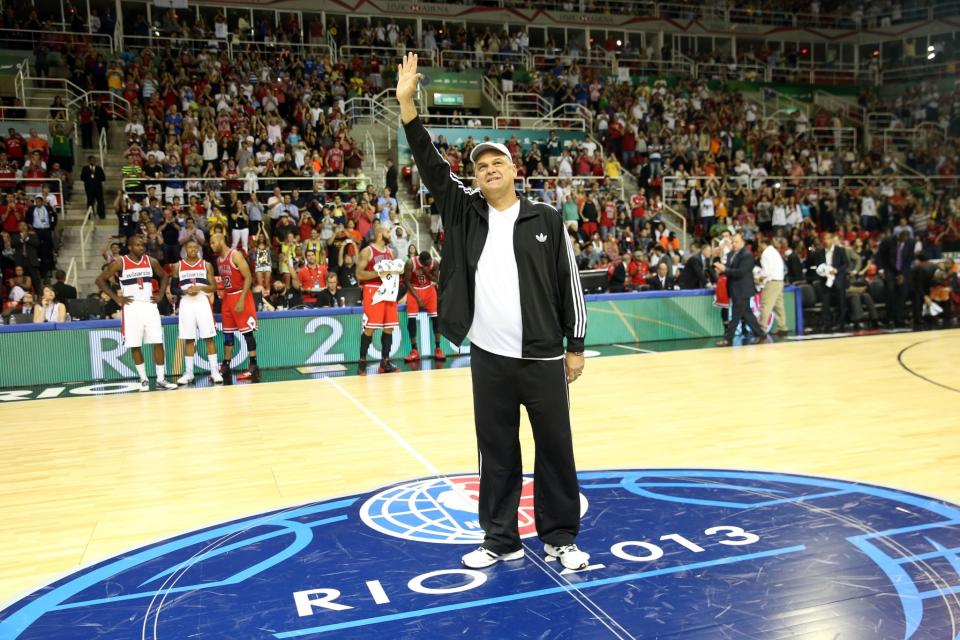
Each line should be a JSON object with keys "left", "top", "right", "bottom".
{"left": 340, "top": 45, "right": 435, "bottom": 67}
{"left": 65, "top": 90, "right": 130, "bottom": 120}
{"left": 813, "top": 90, "right": 862, "bottom": 124}
{"left": 768, "top": 63, "right": 863, "bottom": 87}
{"left": 881, "top": 60, "right": 960, "bottom": 84}
{"left": 529, "top": 52, "right": 695, "bottom": 78}
{"left": 119, "top": 175, "right": 371, "bottom": 202}
{"left": 343, "top": 91, "right": 399, "bottom": 147}
{"left": 481, "top": 75, "right": 503, "bottom": 107}
{"left": 533, "top": 103, "right": 594, "bottom": 133}
{"left": 362, "top": 130, "right": 378, "bottom": 177}
{"left": 807, "top": 127, "right": 857, "bottom": 151}
{"left": 494, "top": 114, "right": 589, "bottom": 131}
{"left": 438, "top": 48, "right": 531, "bottom": 70}
{"left": 865, "top": 111, "right": 896, "bottom": 140}
{"left": 0, "top": 27, "right": 114, "bottom": 53}
{"left": 661, "top": 203, "right": 689, "bottom": 254}
{"left": 65, "top": 257, "right": 78, "bottom": 290}
{"left": 419, "top": 113, "right": 496, "bottom": 128}
{"left": 655, "top": 0, "right": 960, "bottom": 29}
{"left": 695, "top": 61, "right": 767, "bottom": 82}
{"left": 79, "top": 206, "right": 95, "bottom": 270}
{"left": 0, "top": 114, "right": 71, "bottom": 131}
{"left": 97, "top": 128, "right": 108, "bottom": 168}
{"left": 18, "top": 75, "right": 131, "bottom": 121}
{"left": 760, "top": 88, "right": 809, "bottom": 120}
{"left": 121, "top": 34, "right": 335, "bottom": 63}
{"left": 502, "top": 92, "right": 552, "bottom": 118}
{"left": 661, "top": 175, "right": 960, "bottom": 216}
{"left": 878, "top": 124, "right": 948, "bottom": 155}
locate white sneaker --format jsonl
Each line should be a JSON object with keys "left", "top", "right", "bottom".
{"left": 155, "top": 379, "right": 178, "bottom": 390}
{"left": 461, "top": 546, "right": 524, "bottom": 569}
{"left": 139, "top": 379, "right": 150, "bottom": 392}
{"left": 176, "top": 373, "right": 194, "bottom": 385}
{"left": 544, "top": 543, "right": 590, "bottom": 571}
{"left": 210, "top": 371, "right": 224, "bottom": 384}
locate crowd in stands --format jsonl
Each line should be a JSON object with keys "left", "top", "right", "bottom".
{"left": 2, "top": 0, "right": 958, "bottom": 332}
{"left": 92, "top": 25, "right": 420, "bottom": 317}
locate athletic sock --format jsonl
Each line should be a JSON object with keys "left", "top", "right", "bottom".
{"left": 380, "top": 332, "right": 393, "bottom": 362}
{"left": 135, "top": 362, "right": 147, "bottom": 382}
{"left": 249, "top": 354, "right": 258, "bottom": 368}
{"left": 207, "top": 354, "right": 219, "bottom": 370}
{"left": 407, "top": 317, "right": 417, "bottom": 344}
{"left": 183, "top": 356, "right": 193, "bottom": 375}
{"left": 431, "top": 317, "right": 440, "bottom": 344}
{"left": 155, "top": 364, "right": 166, "bottom": 381}
{"left": 359, "top": 333, "right": 373, "bottom": 361}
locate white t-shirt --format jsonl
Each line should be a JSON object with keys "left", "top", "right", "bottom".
{"left": 700, "top": 196, "right": 715, "bottom": 219}
{"left": 467, "top": 201, "right": 524, "bottom": 359}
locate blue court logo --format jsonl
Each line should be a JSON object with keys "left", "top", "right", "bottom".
{"left": 2, "top": 469, "right": 960, "bottom": 639}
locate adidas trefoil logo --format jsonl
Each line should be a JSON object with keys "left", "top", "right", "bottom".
{"left": 535, "top": 233, "right": 547, "bottom": 243}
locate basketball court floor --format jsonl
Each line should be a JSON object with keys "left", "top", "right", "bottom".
{"left": 1, "top": 329, "right": 959, "bottom": 638}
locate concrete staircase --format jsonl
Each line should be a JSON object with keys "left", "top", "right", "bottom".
{"left": 59, "top": 122, "right": 127, "bottom": 294}
{"left": 351, "top": 120, "right": 434, "bottom": 254}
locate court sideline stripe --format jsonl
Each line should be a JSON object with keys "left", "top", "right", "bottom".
{"left": 325, "top": 378, "right": 635, "bottom": 640}
{"left": 897, "top": 338, "right": 960, "bottom": 394}
{"left": 612, "top": 344, "right": 654, "bottom": 353}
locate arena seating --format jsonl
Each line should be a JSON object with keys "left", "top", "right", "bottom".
{"left": 0, "top": 2, "right": 957, "bottom": 329}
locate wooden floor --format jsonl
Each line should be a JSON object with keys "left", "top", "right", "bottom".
{"left": 2, "top": 329, "right": 959, "bottom": 605}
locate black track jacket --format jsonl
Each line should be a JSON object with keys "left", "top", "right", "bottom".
{"left": 403, "top": 116, "right": 587, "bottom": 358}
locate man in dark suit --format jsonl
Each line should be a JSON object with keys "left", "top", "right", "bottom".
{"left": 384, "top": 159, "right": 399, "bottom": 196}
{"left": 817, "top": 232, "right": 850, "bottom": 331}
{"left": 678, "top": 243, "right": 714, "bottom": 289}
{"left": 80, "top": 155, "right": 106, "bottom": 219}
{"left": 714, "top": 232, "right": 765, "bottom": 345}
{"left": 52, "top": 269, "right": 77, "bottom": 303}
{"left": 12, "top": 221, "right": 42, "bottom": 291}
{"left": 876, "top": 230, "right": 912, "bottom": 326}
{"left": 648, "top": 262, "right": 676, "bottom": 290}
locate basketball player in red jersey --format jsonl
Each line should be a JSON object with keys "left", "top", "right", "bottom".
{"left": 356, "top": 224, "right": 400, "bottom": 375}
{"left": 403, "top": 251, "right": 445, "bottom": 362}
{"left": 211, "top": 232, "right": 260, "bottom": 381}
{"left": 95, "top": 234, "right": 178, "bottom": 391}
{"left": 172, "top": 238, "right": 222, "bottom": 385}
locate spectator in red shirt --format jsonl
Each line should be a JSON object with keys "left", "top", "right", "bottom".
{"left": 1, "top": 194, "right": 25, "bottom": 233}
{"left": 4, "top": 129, "right": 25, "bottom": 163}
{"left": 297, "top": 249, "right": 328, "bottom": 306}
{"left": 599, "top": 198, "right": 617, "bottom": 240}
{"left": 325, "top": 145, "right": 344, "bottom": 175}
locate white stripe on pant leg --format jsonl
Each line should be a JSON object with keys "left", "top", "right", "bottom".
{"left": 563, "top": 232, "right": 586, "bottom": 338}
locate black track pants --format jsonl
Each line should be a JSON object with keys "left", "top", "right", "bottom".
{"left": 470, "top": 345, "right": 581, "bottom": 554}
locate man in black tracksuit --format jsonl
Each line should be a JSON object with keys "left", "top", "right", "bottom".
{"left": 397, "top": 53, "right": 590, "bottom": 571}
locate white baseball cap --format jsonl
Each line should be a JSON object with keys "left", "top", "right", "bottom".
{"left": 470, "top": 141, "right": 511, "bottom": 163}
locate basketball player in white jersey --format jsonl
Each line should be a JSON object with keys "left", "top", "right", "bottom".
{"left": 96, "top": 234, "right": 178, "bottom": 391}
{"left": 172, "top": 238, "right": 223, "bottom": 385}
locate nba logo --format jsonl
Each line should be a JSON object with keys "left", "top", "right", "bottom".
{"left": 360, "top": 475, "right": 587, "bottom": 544}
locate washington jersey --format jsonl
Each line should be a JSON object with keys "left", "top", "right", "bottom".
{"left": 178, "top": 259, "right": 209, "bottom": 290}
{"left": 119, "top": 254, "right": 155, "bottom": 303}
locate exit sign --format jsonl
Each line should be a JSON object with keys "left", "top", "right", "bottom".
{"left": 433, "top": 93, "right": 464, "bottom": 106}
